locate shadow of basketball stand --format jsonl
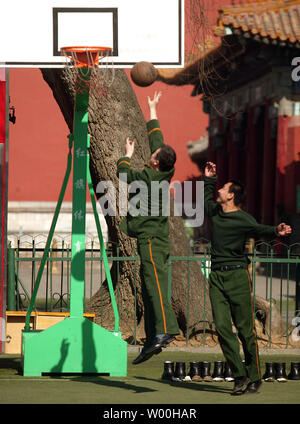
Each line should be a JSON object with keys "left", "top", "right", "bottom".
{"left": 21, "top": 48, "right": 127, "bottom": 376}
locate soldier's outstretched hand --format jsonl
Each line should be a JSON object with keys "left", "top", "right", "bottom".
{"left": 125, "top": 137, "right": 135, "bottom": 158}
{"left": 277, "top": 223, "right": 292, "bottom": 236}
{"left": 148, "top": 91, "right": 162, "bottom": 109}
{"left": 205, "top": 162, "right": 217, "bottom": 178}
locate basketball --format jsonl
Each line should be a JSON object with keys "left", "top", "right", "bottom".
{"left": 130, "top": 61, "right": 158, "bottom": 87}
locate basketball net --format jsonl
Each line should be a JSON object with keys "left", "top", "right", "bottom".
{"left": 60, "top": 46, "right": 115, "bottom": 97}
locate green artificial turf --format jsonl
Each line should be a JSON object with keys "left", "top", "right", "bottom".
{"left": 0, "top": 351, "right": 300, "bottom": 405}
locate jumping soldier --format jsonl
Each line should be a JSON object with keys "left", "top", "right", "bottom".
{"left": 117, "top": 92, "right": 180, "bottom": 364}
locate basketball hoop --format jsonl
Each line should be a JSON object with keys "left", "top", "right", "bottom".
{"left": 60, "top": 46, "right": 115, "bottom": 96}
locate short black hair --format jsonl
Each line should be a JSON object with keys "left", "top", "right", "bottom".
{"left": 228, "top": 180, "right": 245, "bottom": 206}
{"left": 156, "top": 145, "right": 177, "bottom": 172}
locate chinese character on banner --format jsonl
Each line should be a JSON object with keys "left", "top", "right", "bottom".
{"left": 76, "top": 148, "right": 85, "bottom": 158}
{"left": 74, "top": 210, "right": 84, "bottom": 221}
{"left": 75, "top": 179, "right": 84, "bottom": 190}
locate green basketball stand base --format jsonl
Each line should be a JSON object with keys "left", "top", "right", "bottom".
{"left": 21, "top": 49, "right": 127, "bottom": 377}
{"left": 22, "top": 318, "right": 126, "bottom": 377}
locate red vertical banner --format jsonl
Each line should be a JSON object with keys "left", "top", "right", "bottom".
{"left": 0, "top": 71, "right": 6, "bottom": 353}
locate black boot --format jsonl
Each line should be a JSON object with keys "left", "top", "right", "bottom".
{"left": 200, "top": 361, "right": 213, "bottom": 382}
{"left": 132, "top": 346, "right": 162, "bottom": 365}
{"left": 224, "top": 362, "right": 234, "bottom": 382}
{"left": 174, "top": 362, "right": 186, "bottom": 381}
{"left": 161, "top": 361, "right": 174, "bottom": 380}
{"left": 274, "top": 362, "right": 288, "bottom": 382}
{"left": 288, "top": 362, "right": 300, "bottom": 381}
{"left": 232, "top": 376, "right": 250, "bottom": 395}
{"left": 263, "top": 363, "right": 276, "bottom": 382}
{"left": 244, "top": 379, "right": 262, "bottom": 394}
{"left": 188, "top": 362, "right": 202, "bottom": 381}
{"left": 212, "top": 361, "right": 224, "bottom": 382}
{"left": 143, "top": 334, "right": 175, "bottom": 356}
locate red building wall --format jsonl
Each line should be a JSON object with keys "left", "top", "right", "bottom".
{"left": 8, "top": 69, "right": 72, "bottom": 202}
{"left": 8, "top": 69, "right": 207, "bottom": 202}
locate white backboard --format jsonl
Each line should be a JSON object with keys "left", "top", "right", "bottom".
{"left": 1, "top": 0, "right": 184, "bottom": 68}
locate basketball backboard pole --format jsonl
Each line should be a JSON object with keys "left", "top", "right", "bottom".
{"left": 22, "top": 64, "right": 126, "bottom": 377}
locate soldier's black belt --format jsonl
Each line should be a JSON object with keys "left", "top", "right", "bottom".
{"left": 213, "top": 265, "right": 244, "bottom": 272}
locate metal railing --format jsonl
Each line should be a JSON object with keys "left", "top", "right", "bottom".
{"left": 6, "top": 235, "right": 300, "bottom": 348}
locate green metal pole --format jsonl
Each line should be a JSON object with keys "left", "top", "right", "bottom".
{"left": 69, "top": 72, "right": 90, "bottom": 318}
{"left": 133, "top": 249, "right": 137, "bottom": 344}
{"left": 286, "top": 248, "right": 291, "bottom": 348}
{"left": 203, "top": 256, "right": 207, "bottom": 344}
{"left": 86, "top": 156, "right": 120, "bottom": 332}
{"left": 186, "top": 247, "right": 191, "bottom": 346}
{"left": 167, "top": 257, "right": 172, "bottom": 303}
{"left": 296, "top": 256, "right": 300, "bottom": 314}
{"left": 7, "top": 243, "right": 16, "bottom": 311}
{"left": 268, "top": 248, "right": 274, "bottom": 346}
{"left": 24, "top": 136, "right": 73, "bottom": 331}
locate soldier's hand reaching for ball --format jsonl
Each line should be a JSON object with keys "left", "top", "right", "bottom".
{"left": 205, "top": 162, "right": 217, "bottom": 178}
{"left": 125, "top": 137, "right": 135, "bottom": 158}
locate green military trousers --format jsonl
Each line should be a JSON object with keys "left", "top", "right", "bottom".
{"left": 137, "top": 236, "right": 179, "bottom": 347}
{"left": 209, "top": 268, "right": 261, "bottom": 382}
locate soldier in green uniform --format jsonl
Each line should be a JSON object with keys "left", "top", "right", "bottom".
{"left": 117, "top": 92, "right": 179, "bottom": 364}
{"left": 204, "top": 161, "right": 292, "bottom": 394}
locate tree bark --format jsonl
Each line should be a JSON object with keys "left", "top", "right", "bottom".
{"left": 254, "top": 294, "right": 284, "bottom": 336}
{"left": 40, "top": 67, "right": 211, "bottom": 340}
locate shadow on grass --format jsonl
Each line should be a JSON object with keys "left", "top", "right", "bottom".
{"left": 0, "top": 355, "right": 157, "bottom": 393}
{"left": 48, "top": 374, "right": 157, "bottom": 394}
{"left": 134, "top": 376, "right": 233, "bottom": 395}
{"left": 0, "top": 356, "right": 22, "bottom": 376}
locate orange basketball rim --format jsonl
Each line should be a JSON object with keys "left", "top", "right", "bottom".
{"left": 60, "top": 46, "right": 112, "bottom": 68}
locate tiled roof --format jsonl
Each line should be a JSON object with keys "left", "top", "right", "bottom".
{"left": 157, "top": 36, "right": 244, "bottom": 87}
{"left": 158, "top": 43, "right": 222, "bottom": 85}
{"left": 215, "top": 0, "right": 300, "bottom": 43}
{"left": 157, "top": 0, "right": 300, "bottom": 87}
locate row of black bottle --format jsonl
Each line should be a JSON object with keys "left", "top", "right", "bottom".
{"left": 162, "top": 361, "right": 234, "bottom": 382}
{"left": 162, "top": 360, "right": 300, "bottom": 382}
{"left": 262, "top": 362, "right": 300, "bottom": 382}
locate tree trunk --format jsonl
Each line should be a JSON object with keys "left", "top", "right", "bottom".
{"left": 254, "top": 294, "right": 284, "bottom": 336}
{"left": 40, "top": 68, "right": 210, "bottom": 340}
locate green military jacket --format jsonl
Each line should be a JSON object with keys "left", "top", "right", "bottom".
{"left": 204, "top": 176, "right": 277, "bottom": 269}
{"left": 117, "top": 119, "right": 174, "bottom": 239}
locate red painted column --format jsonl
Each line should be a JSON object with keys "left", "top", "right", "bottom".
{"left": 275, "top": 114, "right": 291, "bottom": 216}
{"left": 261, "top": 101, "right": 277, "bottom": 225}
{"left": 215, "top": 118, "right": 228, "bottom": 188}
{"left": 0, "top": 71, "right": 6, "bottom": 353}
{"left": 207, "top": 140, "right": 216, "bottom": 164}
{"left": 286, "top": 116, "right": 300, "bottom": 212}
{"left": 245, "top": 106, "right": 259, "bottom": 216}
{"left": 207, "top": 117, "right": 228, "bottom": 189}
{"left": 228, "top": 117, "right": 239, "bottom": 181}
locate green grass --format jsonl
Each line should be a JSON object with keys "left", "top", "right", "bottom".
{"left": 1, "top": 351, "right": 300, "bottom": 404}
